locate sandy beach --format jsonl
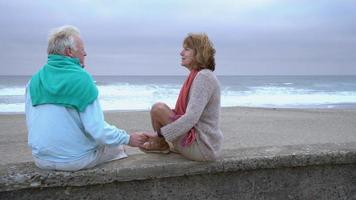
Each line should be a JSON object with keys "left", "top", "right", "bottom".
{"left": 1, "top": 107, "right": 356, "bottom": 165}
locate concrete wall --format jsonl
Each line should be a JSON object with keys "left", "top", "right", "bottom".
{"left": 2, "top": 164, "right": 356, "bottom": 200}
{"left": 1, "top": 143, "right": 356, "bottom": 200}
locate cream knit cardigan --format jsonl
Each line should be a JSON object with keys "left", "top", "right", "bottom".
{"left": 161, "top": 69, "right": 223, "bottom": 161}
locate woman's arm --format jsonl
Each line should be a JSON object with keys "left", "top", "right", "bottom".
{"left": 161, "top": 72, "right": 216, "bottom": 142}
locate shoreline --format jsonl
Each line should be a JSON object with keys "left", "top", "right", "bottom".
{"left": 1, "top": 104, "right": 356, "bottom": 115}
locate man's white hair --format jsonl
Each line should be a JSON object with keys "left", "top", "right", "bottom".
{"left": 47, "top": 25, "right": 81, "bottom": 55}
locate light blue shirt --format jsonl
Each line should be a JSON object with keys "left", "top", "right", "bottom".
{"left": 25, "top": 84, "right": 130, "bottom": 162}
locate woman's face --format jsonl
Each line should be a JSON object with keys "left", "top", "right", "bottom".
{"left": 180, "top": 45, "right": 195, "bottom": 69}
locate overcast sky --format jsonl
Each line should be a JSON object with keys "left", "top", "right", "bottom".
{"left": 1, "top": 0, "right": 356, "bottom": 75}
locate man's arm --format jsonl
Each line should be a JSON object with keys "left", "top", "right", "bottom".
{"left": 79, "top": 98, "right": 145, "bottom": 147}
{"left": 80, "top": 98, "right": 129, "bottom": 146}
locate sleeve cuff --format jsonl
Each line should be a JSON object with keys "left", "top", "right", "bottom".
{"left": 124, "top": 133, "right": 130, "bottom": 145}
{"left": 161, "top": 125, "right": 176, "bottom": 142}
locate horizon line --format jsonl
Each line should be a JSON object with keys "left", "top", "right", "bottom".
{"left": 1, "top": 74, "right": 356, "bottom": 77}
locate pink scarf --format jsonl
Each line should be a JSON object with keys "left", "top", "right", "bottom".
{"left": 172, "top": 69, "right": 199, "bottom": 147}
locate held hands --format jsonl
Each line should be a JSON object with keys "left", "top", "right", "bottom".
{"left": 139, "top": 131, "right": 170, "bottom": 153}
{"left": 140, "top": 131, "right": 158, "bottom": 138}
{"left": 128, "top": 132, "right": 159, "bottom": 147}
{"left": 128, "top": 132, "right": 148, "bottom": 147}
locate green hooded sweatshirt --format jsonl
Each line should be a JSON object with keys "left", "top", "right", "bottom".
{"left": 30, "top": 54, "right": 98, "bottom": 112}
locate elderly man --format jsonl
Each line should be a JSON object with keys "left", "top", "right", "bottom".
{"left": 25, "top": 25, "right": 146, "bottom": 171}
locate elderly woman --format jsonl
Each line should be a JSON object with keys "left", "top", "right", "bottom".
{"left": 140, "top": 33, "right": 223, "bottom": 161}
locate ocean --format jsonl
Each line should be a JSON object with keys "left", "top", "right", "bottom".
{"left": 1, "top": 75, "right": 356, "bottom": 113}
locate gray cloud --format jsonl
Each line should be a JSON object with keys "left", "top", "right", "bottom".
{"left": 0, "top": 0, "right": 355, "bottom": 75}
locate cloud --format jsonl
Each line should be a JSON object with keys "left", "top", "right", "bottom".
{"left": 0, "top": 0, "right": 355, "bottom": 75}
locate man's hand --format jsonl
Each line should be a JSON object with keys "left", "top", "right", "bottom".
{"left": 128, "top": 132, "right": 149, "bottom": 147}
{"left": 141, "top": 131, "right": 158, "bottom": 138}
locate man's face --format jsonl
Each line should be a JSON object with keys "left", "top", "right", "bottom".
{"left": 71, "top": 35, "right": 87, "bottom": 67}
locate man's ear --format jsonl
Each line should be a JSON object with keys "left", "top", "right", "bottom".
{"left": 64, "top": 47, "right": 72, "bottom": 57}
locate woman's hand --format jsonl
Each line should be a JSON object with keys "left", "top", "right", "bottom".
{"left": 139, "top": 131, "right": 170, "bottom": 152}
{"left": 128, "top": 132, "right": 149, "bottom": 147}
